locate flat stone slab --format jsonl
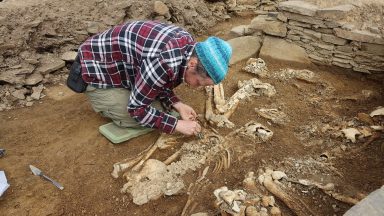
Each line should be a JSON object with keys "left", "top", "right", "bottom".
{"left": 35, "top": 56, "right": 66, "bottom": 75}
{"left": 249, "top": 15, "right": 287, "bottom": 37}
{"left": 278, "top": 1, "right": 318, "bottom": 16}
{"left": 260, "top": 36, "right": 311, "bottom": 64}
{"left": 345, "top": 186, "right": 384, "bottom": 216}
{"left": 61, "top": 51, "right": 78, "bottom": 62}
{"left": 227, "top": 36, "right": 262, "bottom": 65}
{"left": 0, "top": 66, "right": 34, "bottom": 84}
{"left": 334, "top": 28, "right": 384, "bottom": 45}
{"left": 282, "top": 12, "right": 325, "bottom": 27}
{"left": 316, "top": 4, "right": 354, "bottom": 20}
{"left": 25, "top": 72, "right": 43, "bottom": 86}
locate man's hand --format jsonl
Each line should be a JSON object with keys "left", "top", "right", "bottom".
{"left": 175, "top": 120, "right": 201, "bottom": 136}
{"left": 173, "top": 102, "right": 197, "bottom": 121}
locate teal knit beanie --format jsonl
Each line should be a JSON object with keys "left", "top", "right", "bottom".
{"left": 195, "top": 37, "right": 232, "bottom": 84}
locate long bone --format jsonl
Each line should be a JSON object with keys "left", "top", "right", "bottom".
{"left": 205, "top": 86, "right": 235, "bottom": 128}
{"left": 216, "top": 78, "right": 276, "bottom": 114}
{"left": 214, "top": 83, "right": 226, "bottom": 111}
{"left": 111, "top": 133, "right": 179, "bottom": 178}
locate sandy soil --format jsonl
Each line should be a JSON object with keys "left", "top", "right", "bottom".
{"left": 1, "top": 1, "right": 384, "bottom": 216}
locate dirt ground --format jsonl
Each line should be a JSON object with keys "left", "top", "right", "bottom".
{"left": 1, "top": 1, "right": 384, "bottom": 216}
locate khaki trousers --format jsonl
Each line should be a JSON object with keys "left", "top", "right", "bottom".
{"left": 85, "top": 85, "right": 165, "bottom": 128}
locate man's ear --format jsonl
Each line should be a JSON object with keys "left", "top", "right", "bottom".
{"left": 187, "top": 57, "right": 198, "bottom": 70}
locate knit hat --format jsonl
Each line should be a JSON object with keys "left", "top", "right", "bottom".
{"left": 195, "top": 37, "right": 232, "bottom": 84}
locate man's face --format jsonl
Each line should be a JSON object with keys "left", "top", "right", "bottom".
{"left": 184, "top": 57, "right": 215, "bottom": 87}
{"left": 184, "top": 69, "right": 214, "bottom": 87}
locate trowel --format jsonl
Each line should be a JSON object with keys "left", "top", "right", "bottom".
{"left": 29, "top": 165, "right": 64, "bottom": 190}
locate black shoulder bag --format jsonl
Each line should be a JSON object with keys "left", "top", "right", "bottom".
{"left": 66, "top": 56, "right": 88, "bottom": 93}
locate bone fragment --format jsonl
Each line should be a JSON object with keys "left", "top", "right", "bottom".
{"left": 214, "top": 84, "right": 226, "bottom": 112}
{"left": 370, "top": 107, "right": 384, "bottom": 117}
{"left": 217, "top": 78, "right": 276, "bottom": 114}
{"left": 163, "top": 150, "right": 181, "bottom": 165}
{"left": 262, "top": 176, "right": 315, "bottom": 216}
{"left": 205, "top": 86, "right": 235, "bottom": 128}
{"left": 341, "top": 128, "right": 361, "bottom": 143}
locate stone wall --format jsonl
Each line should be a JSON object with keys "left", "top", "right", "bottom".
{"left": 238, "top": 1, "right": 384, "bottom": 74}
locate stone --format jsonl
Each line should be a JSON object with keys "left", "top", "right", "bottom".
{"left": 260, "top": 36, "right": 311, "bottom": 64}
{"left": 249, "top": 15, "right": 287, "bottom": 37}
{"left": 86, "top": 22, "right": 99, "bottom": 34}
{"left": 61, "top": 51, "right": 78, "bottom": 62}
{"left": 332, "top": 61, "right": 352, "bottom": 69}
{"left": 277, "top": 12, "right": 287, "bottom": 22}
{"left": 303, "top": 29, "right": 321, "bottom": 39}
{"left": 0, "top": 68, "right": 33, "bottom": 85}
{"left": 313, "top": 42, "right": 334, "bottom": 51}
{"left": 287, "top": 25, "right": 304, "bottom": 31}
{"left": 313, "top": 28, "right": 333, "bottom": 34}
{"left": 31, "top": 85, "right": 44, "bottom": 100}
{"left": 278, "top": 1, "right": 318, "bottom": 16}
{"left": 35, "top": 56, "right": 66, "bottom": 75}
{"left": 25, "top": 72, "right": 44, "bottom": 86}
{"left": 287, "top": 34, "right": 300, "bottom": 41}
{"left": 334, "top": 53, "right": 353, "bottom": 60}
{"left": 336, "top": 45, "right": 354, "bottom": 53}
{"left": 334, "top": 28, "right": 384, "bottom": 45}
{"left": 227, "top": 36, "right": 262, "bottom": 65}
{"left": 324, "top": 20, "right": 343, "bottom": 28}
{"left": 333, "top": 57, "right": 351, "bottom": 64}
{"left": 11, "top": 88, "right": 28, "bottom": 100}
{"left": 289, "top": 20, "right": 311, "bottom": 28}
{"left": 230, "top": 25, "right": 253, "bottom": 37}
{"left": 321, "top": 34, "right": 347, "bottom": 45}
{"left": 316, "top": 4, "right": 354, "bottom": 20}
{"left": 26, "top": 101, "right": 34, "bottom": 107}
{"left": 283, "top": 12, "right": 325, "bottom": 27}
{"left": 308, "top": 53, "right": 326, "bottom": 62}
{"left": 361, "top": 43, "right": 384, "bottom": 56}
{"left": 153, "top": 1, "right": 170, "bottom": 17}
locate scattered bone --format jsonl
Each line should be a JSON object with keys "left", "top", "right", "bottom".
{"left": 243, "top": 172, "right": 257, "bottom": 191}
{"left": 239, "top": 121, "right": 273, "bottom": 142}
{"left": 271, "top": 171, "right": 287, "bottom": 181}
{"left": 245, "top": 206, "right": 260, "bottom": 216}
{"left": 370, "top": 107, "right": 384, "bottom": 117}
{"left": 261, "top": 195, "right": 275, "bottom": 207}
{"left": 270, "top": 206, "right": 282, "bottom": 216}
{"left": 118, "top": 133, "right": 226, "bottom": 205}
{"left": 276, "top": 68, "right": 317, "bottom": 83}
{"left": 291, "top": 179, "right": 362, "bottom": 205}
{"left": 255, "top": 108, "right": 289, "bottom": 125}
{"left": 163, "top": 149, "right": 181, "bottom": 165}
{"left": 120, "top": 159, "right": 186, "bottom": 205}
{"left": 214, "top": 83, "right": 226, "bottom": 110}
{"left": 111, "top": 133, "right": 179, "bottom": 178}
{"left": 214, "top": 187, "right": 247, "bottom": 215}
{"left": 205, "top": 86, "right": 235, "bottom": 128}
{"left": 217, "top": 78, "right": 276, "bottom": 114}
{"left": 341, "top": 128, "right": 361, "bottom": 143}
{"left": 242, "top": 58, "right": 269, "bottom": 78}
{"left": 258, "top": 169, "right": 316, "bottom": 216}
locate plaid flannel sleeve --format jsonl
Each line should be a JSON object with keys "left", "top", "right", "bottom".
{"left": 127, "top": 58, "right": 178, "bottom": 134}
{"left": 157, "top": 89, "right": 180, "bottom": 110}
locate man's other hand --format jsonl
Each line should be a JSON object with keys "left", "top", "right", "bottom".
{"left": 173, "top": 102, "right": 197, "bottom": 121}
{"left": 175, "top": 120, "right": 201, "bottom": 136}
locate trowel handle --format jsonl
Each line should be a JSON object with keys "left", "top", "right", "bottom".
{"left": 41, "top": 174, "right": 64, "bottom": 190}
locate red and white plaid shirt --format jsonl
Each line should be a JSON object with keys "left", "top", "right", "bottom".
{"left": 79, "top": 21, "right": 196, "bottom": 133}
